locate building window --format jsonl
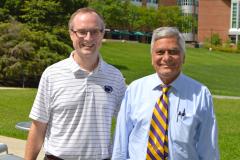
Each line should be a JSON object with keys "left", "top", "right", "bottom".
{"left": 177, "top": 0, "right": 198, "bottom": 6}
{"left": 232, "top": 2, "right": 237, "bottom": 28}
{"left": 147, "top": 0, "right": 157, "bottom": 3}
{"left": 238, "top": 2, "right": 240, "bottom": 28}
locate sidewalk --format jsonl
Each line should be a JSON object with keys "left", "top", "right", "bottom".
{"left": 213, "top": 95, "right": 240, "bottom": 99}
{"left": 0, "top": 135, "right": 44, "bottom": 159}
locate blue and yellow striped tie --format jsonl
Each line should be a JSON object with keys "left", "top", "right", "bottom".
{"left": 146, "top": 85, "right": 171, "bottom": 160}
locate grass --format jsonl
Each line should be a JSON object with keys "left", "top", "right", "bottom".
{"left": 101, "top": 42, "right": 240, "bottom": 96}
{"left": 0, "top": 89, "right": 36, "bottom": 139}
{"left": 214, "top": 98, "right": 240, "bottom": 159}
{"left": 1, "top": 42, "right": 240, "bottom": 159}
{"left": 101, "top": 42, "right": 153, "bottom": 84}
{"left": 184, "top": 48, "right": 240, "bottom": 96}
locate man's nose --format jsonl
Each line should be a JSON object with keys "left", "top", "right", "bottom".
{"left": 162, "top": 52, "right": 171, "bottom": 60}
{"left": 84, "top": 31, "right": 92, "bottom": 40}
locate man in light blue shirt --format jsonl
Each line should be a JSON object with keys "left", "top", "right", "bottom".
{"left": 112, "top": 27, "right": 219, "bottom": 160}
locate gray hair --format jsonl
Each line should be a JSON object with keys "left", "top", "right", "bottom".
{"left": 150, "top": 27, "right": 185, "bottom": 54}
{"left": 68, "top": 7, "right": 105, "bottom": 31}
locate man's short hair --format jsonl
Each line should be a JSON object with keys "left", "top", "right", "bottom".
{"left": 151, "top": 27, "right": 185, "bottom": 54}
{"left": 68, "top": 7, "right": 105, "bottom": 31}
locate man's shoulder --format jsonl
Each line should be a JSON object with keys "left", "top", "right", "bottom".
{"left": 101, "top": 60, "right": 123, "bottom": 77}
{"left": 179, "top": 74, "right": 211, "bottom": 95}
{"left": 45, "top": 58, "right": 70, "bottom": 72}
{"left": 128, "top": 73, "right": 156, "bottom": 88}
{"left": 181, "top": 74, "right": 206, "bottom": 88}
{"left": 41, "top": 58, "right": 70, "bottom": 78}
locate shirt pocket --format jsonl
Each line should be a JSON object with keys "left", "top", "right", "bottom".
{"left": 170, "top": 114, "right": 199, "bottom": 159}
{"left": 171, "top": 114, "right": 199, "bottom": 143}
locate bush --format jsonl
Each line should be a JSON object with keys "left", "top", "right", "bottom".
{"left": 203, "top": 34, "right": 240, "bottom": 53}
{"left": 211, "top": 33, "right": 222, "bottom": 46}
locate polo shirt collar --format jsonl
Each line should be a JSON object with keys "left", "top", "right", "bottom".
{"left": 68, "top": 51, "right": 104, "bottom": 74}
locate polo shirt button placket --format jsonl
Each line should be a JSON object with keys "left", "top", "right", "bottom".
{"left": 85, "top": 77, "right": 89, "bottom": 97}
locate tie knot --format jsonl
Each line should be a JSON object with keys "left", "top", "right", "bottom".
{"left": 161, "top": 85, "right": 171, "bottom": 94}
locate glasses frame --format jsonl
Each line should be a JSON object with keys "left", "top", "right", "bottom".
{"left": 71, "top": 28, "right": 104, "bottom": 38}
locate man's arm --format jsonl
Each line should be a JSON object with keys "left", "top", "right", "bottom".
{"left": 25, "top": 120, "right": 47, "bottom": 160}
{"left": 112, "top": 89, "right": 133, "bottom": 159}
{"left": 197, "top": 91, "right": 219, "bottom": 160}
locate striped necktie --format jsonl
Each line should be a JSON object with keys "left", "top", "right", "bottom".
{"left": 146, "top": 85, "right": 171, "bottom": 160}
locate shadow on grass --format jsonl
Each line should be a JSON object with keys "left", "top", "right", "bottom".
{"left": 110, "top": 64, "right": 129, "bottom": 70}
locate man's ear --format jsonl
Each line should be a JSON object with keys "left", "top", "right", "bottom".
{"left": 151, "top": 53, "right": 154, "bottom": 66}
{"left": 69, "top": 31, "right": 75, "bottom": 41}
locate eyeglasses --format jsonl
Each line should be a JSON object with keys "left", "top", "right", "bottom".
{"left": 71, "top": 28, "right": 103, "bottom": 38}
{"left": 155, "top": 48, "right": 180, "bottom": 55}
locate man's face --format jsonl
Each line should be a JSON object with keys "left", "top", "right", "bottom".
{"left": 151, "top": 37, "right": 185, "bottom": 84}
{"left": 70, "top": 12, "right": 104, "bottom": 58}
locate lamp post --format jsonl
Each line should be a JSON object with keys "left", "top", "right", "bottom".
{"left": 210, "top": 28, "right": 213, "bottom": 51}
{"left": 236, "top": 29, "right": 239, "bottom": 45}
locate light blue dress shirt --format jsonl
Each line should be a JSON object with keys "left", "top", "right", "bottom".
{"left": 112, "top": 73, "right": 219, "bottom": 160}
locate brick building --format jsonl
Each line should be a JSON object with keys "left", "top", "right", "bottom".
{"left": 131, "top": 0, "right": 239, "bottom": 44}
{"left": 198, "top": 0, "right": 231, "bottom": 43}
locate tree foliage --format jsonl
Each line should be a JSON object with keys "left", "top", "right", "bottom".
{"left": 89, "top": 1, "right": 189, "bottom": 33}
{"left": 1, "top": 0, "right": 24, "bottom": 21}
{"left": 20, "top": 0, "right": 65, "bottom": 31}
{"left": 89, "top": 0, "right": 129, "bottom": 30}
{"left": 0, "top": 21, "right": 71, "bottom": 87}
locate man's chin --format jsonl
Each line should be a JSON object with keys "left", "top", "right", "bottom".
{"left": 81, "top": 49, "right": 95, "bottom": 55}
{"left": 158, "top": 69, "right": 174, "bottom": 75}
{"left": 158, "top": 71, "right": 180, "bottom": 80}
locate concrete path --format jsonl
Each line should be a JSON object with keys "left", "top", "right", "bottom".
{"left": 0, "top": 136, "right": 44, "bottom": 159}
{"left": 213, "top": 95, "right": 240, "bottom": 100}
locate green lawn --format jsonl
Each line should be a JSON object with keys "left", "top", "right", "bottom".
{"left": 1, "top": 42, "right": 240, "bottom": 159}
{"left": 0, "top": 89, "right": 35, "bottom": 139}
{"left": 101, "top": 42, "right": 240, "bottom": 96}
{"left": 214, "top": 98, "right": 240, "bottom": 159}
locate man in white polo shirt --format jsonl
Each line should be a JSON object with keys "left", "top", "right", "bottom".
{"left": 24, "top": 8, "right": 126, "bottom": 160}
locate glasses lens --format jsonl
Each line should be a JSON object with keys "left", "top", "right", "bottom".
{"left": 74, "top": 29, "right": 102, "bottom": 38}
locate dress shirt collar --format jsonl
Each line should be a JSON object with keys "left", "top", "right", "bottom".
{"left": 170, "top": 73, "right": 184, "bottom": 93}
{"left": 152, "top": 72, "right": 184, "bottom": 93}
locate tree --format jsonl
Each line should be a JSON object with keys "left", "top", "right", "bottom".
{"left": 59, "top": 0, "right": 88, "bottom": 15}
{"left": 1, "top": 0, "right": 24, "bottom": 21}
{"left": 0, "top": 8, "right": 11, "bottom": 22}
{"left": 127, "top": 4, "right": 140, "bottom": 31}
{"left": 89, "top": 0, "right": 130, "bottom": 30}
{"left": 20, "top": 0, "right": 65, "bottom": 31}
{"left": 0, "top": 20, "right": 72, "bottom": 87}
{"left": 135, "top": 7, "right": 158, "bottom": 32}
{"left": 157, "top": 6, "right": 183, "bottom": 28}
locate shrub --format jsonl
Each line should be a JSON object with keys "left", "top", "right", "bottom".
{"left": 211, "top": 33, "right": 222, "bottom": 46}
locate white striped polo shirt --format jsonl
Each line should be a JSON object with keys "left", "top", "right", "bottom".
{"left": 29, "top": 54, "right": 126, "bottom": 160}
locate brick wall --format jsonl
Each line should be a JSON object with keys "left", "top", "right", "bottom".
{"left": 159, "top": 0, "right": 177, "bottom": 6}
{"left": 198, "top": 0, "right": 231, "bottom": 43}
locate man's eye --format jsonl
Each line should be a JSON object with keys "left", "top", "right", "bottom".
{"left": 156, "top": 50, "right": 165, "bottom": 55}
{"left": 168, "top": 49, "right": 180, "bottom": 55}
{"left": 91, "top": 30, "right": 98, "bottom": 34}
{"left": 77, "top": 30, "right": 87, "bottom": 35}
{"left": 155, "top": 49, "right": 180, "bottom": 55}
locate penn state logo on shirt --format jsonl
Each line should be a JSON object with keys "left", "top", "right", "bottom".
{"left": 104, "top": 85, "right": 113, "bottom": 93}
